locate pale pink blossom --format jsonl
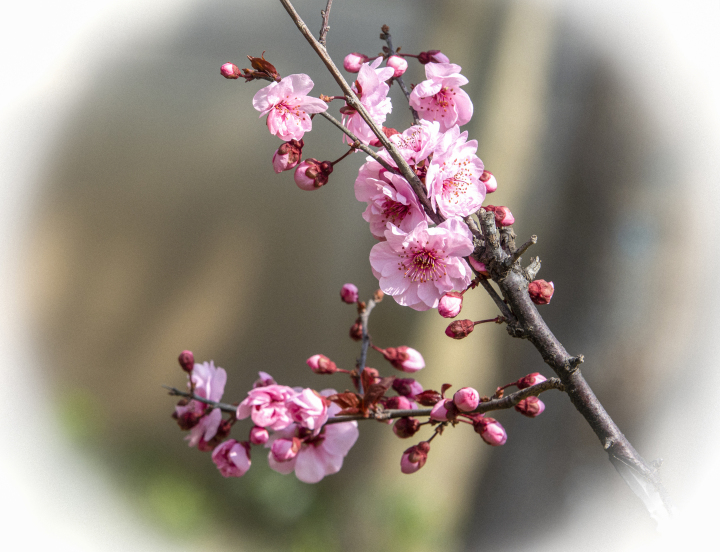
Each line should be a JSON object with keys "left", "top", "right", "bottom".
{"left": 409, "top": 63, "right": 473, "bottom": 131}
{"left": 344, "top": 52, "right": 369, "bottom": 73}
{"left": 453, "top": 387, "right": 480, "bottom": 412}
{"left": 354, "top": 159, "right": 429, "bottom": 239}
{"left": 252, "top": 74, "right": 328, "bottom": 141}
{"left": 340, "top": 283, "right": 359, "bottom": 303}
{"left": 386, "top": 55, "right": 408, "bottom": 77}
{"left": 236, "top": 384, "right": 296, "bottom": 430}
{"left": 438, "top": 291, "right": 463, "bottom": 318}
{"left": 425, "top": 126, "right": 485, "bottom": 218}
{"left": 369, "top": 218, "right": 474, "bottom": 311}
{"left": 186, "top": 408, "right": 223, "bottom": 448}
{"left": 341, "top": 59, "right": 394, "bottom": 144}
{"left": 385, "top": 120, "right": 442, "bottom": 167}
{"left": 212, "top": 439, "right": 251, "bottom": 477}
{"left": 176, "top": 360, "right": 227, "bottom": 447}
{"left": 287, "top": 388, "right": 329, "bottom": 431}
{"left": 267, "top": 391, "right": 359, "bottom": 483}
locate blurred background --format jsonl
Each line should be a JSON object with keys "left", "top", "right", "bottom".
{"left": 2, "top": 0, "right": 720, "bottom": 550}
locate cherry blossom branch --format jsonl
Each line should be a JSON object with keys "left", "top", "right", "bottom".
{"left": 318, "top": 0, "right": 333, "bottom": 47}
{"left": 356, "top": 296, "right": 377, "bottom": 393}
{"left": 380, "top": 25, "right": 419, "bottom": 125}
{"left": 278, "top": 0, "right": 443, "bottom": 225}
{"left": 163, "top": 384, "right": 237, "bottom": 414}
{"left": 317, "top": 111, "right": 395, "bottom": 172}
{"left": 476, "top": 211, "right": 673, "bottom": 518}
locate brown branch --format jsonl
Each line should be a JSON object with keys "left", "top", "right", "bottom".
{"left": 380, "top": 26, "right": 419, "bottom": 125}
{"left": 318, "top": 0, "right": 333, "bottom": 47}
{"left": 356, "top": 297, "right": 377, "bottom": 394}
{"left": 504, "top": 234, "right": 537, "bottom": 269}
{"left": 317, "top": 111, "right": 395, "bottom": 172}
{"left": 278, "top": 0, "right": 443, "bottom": 224}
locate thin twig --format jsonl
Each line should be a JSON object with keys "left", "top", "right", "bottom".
{"left": 163, "top": 385, "right": 237, "bottom": 414}
{"left": 278, "top": 0, "right": 443, "bottom": 224}
{"left": 478, "top": 278, "right": 516, "bottom": 323}
{"left": 504, "top": 235, "right": 537, "bottom": 269}
{"left": 317, "top": 111, "right": 395, "bottom": 172}
{"left": 318, "top": 0, "right": 333, "bottom": 47}
{"left": 381, "top": 27, "right": 419, "bottom": 124}
{"left": 356, "top": 298, "right": 377, "bottom": 394}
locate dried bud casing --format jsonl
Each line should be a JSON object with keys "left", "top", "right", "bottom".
{"left": 445, "top": 319, "right": 475, "bottom": 339}
{"left": 414, "top": 390, "right": 442, "bottom": 407}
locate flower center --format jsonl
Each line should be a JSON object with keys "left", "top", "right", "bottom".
{"left": 381, "top": 197, "right": 410, "bottom": 224}
{"left": 400, "top": 246, "right": 448, "bottom": 283}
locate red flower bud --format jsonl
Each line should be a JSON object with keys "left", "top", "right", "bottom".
{"left": 445, "top": 319, "right": 475, "bottom": 339}
{"left": 306, "top": 354, "right": 338, "bottom": 374}
{"left": 178, "top": 350, "right": 194, "bottom": 372}
{"left": 340, "top": 283, "right": 359, "bottom": 304}
{"left": 480, "top": 170, "right": 497, "bottom": 193}
{"left": 393, "top": 417, "right": 420, "bottom": 438}
{"left": 400, "top": 441, "right": 430, "bottom": 473}
{"left": 473, "top": 417, "right": 507, "bottom": 446}
{"left": 516, "top": 372, "right": 547, "bottom": 389}
{"left": 381, "top": 346, "right": 425, "bottom": 373}
{"left": 515, "top": 396, "right": 546, "bottom": 418}
{"left": 294, "top": 158, "right": 333, "bottom": 191}
{"left": 484, "top": 205, "right": 515, "bottom": 226}
{"left": 438, "top": 292, "right": 463, "bottom": 318}
{"left": 220, "top": 63, "right": 242, "bottom": 79}
{"left": 272, "top": 139, "right": 303, "bottom": 173}
{"left": 528, "top": 280, "right": 554, "bottom": 305}
{"left": 392, "top": 378, "right": 423, "bottom": 398}
{"left": 417, "top": 50, "right": 450, "bottom": 64}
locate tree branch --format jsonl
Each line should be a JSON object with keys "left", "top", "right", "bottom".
{"left": 356, "top": 297, "right": 377, "bottom": 394}
{"left": 317, "top": 111, "right": 395, "bottom": 172}
{"left": 318, "top": 0, "right": 333, "bottom": 47}
{"left": 380, "top": 26, "right": 419, "bottom": 124}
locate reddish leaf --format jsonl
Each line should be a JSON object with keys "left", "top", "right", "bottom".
{"left": 337, "top": 407, "right": 364, "bottom": 417}
{"left": 441, "top": 383, "right": 453, "bottom": 397}
{"left": 415, "top": 390, "right": 442, "bottom": 406}
{"left": 327, "top": 392, "right": 360, "bottom": 409}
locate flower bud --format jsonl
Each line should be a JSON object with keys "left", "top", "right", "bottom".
{"left": 344, "top": 52, "right": 369, "bottom": 72}
{"left": 340, "top": 283, "right": 359, "bottom": 304}
{"left": 384, "top": 395, "right": 415, "bottom": 410}
{"left": 178, "top": 350, "right": 195, "bottom": 372}
{"left": 480, "top": 170, "right": 497, "bottom": 193}
{"left": 430, "top": 399, "right": 458, "bottom": 421}
{"left": 270, "top": 438, "right": 301, "bottom": 463}
{"left": 453, "top": 387, "right": 480, "bottom": 412}
{"left": 484, "top": 205, "right": 515, "bottom": 226}
{"left": 253, "top": 371, "right": 277, "bottom": 388}
{"left": 220, "top": 63, "right": 242, "bottom": 79}
{"left": 386, "top": 55, "right": 408, "bottom": 77}
{"left": 438, "top": 292, "right": 463, "bottom": 318}
{"left": 392, "top": 378, "right": 423, "bottom": 398}
{"left": 516, "top": 372, "right": 547, "bottom": 390}
{"left": 381, "top": 346, "right": 425, "bottom": 373}
{"left": 414, "top": 390, "right": 442, "bottom": 407}
{"left": 468, "top": 257, "right": 490, "bottom": 276}
{"left": 294, "top": 158, "right": 333, "bottom": 191}
{"left": 400, "top": 441, "right": 430, "bottom": 474}
{"left": 306, "top": 354, "right": 338, "bottom": 375}
{"left": 349, "top": 319, "right": 363, "bottom": 341}
{"left": 445, "top": 319, "right": 475, "bottom": 339}
{"left": 473, "top": 417, "right": 507, "bottom": 446}
{"left": 212, "top": 439, "right": 251, "bottom": 477}
{"left": 272, "top": 139, "right": 303, "bottom": 173}
{"left": 418, "top": 50, "right": 450, "bottom": 64}
{"left": 249, "top": 426, "right": 269, "bottom": 445}
{"left": 528, "top": 280, "right": 554, "bottom": 305}
{"left": 515, "top": 396, "right": 546, "bottom": 418}
{"left": 393, "top": 417, "right": 420, "bottom": 439}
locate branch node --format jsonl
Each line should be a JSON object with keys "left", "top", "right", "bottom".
{"left": 524, "top": 256, "right": 542, "bottom": 281}
{"left": 504, "top": 235, "right": 537, "bottom": 269}
{"left": 604, "top": 438, "right": 614, "bottom": 450}
{"left": 566, "top": 355, "right": 584, "bottom": 374}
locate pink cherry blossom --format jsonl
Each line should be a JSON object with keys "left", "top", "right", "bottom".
{"left": 176, "top": 360, "right": 227, "bottom": 447}
{"left": 236, "top": 384, "right": 296, "bottom": 430}
{"left": 249, "top": 426, "right": 269, "bottom": 445}
{"left": 212, "top": 439, "right": 251, "bottom": 477}
{"left": 453, "top": 387, "right": 480, "bottom": 412}
{"left": 355, "top": 159, "right": 430, "bottom": 240}
{"left": 341, "top": 59, "right": 394, "bottom": 144}
{"left": 270, "top": 438, "right": 301, "bottom": 462}
{"left": 287, "top": 388, "right": 329, "bottom": 432}
{"left": 369, "top": 218, "right": 474, "bottom": 311}
{"left": 253, "top": 371, "right": 277, "bottom": 388}
{"left": 425, "top": 126, "right": 485, "bottom": 218}
{"left": 386, "top": 120, "right": 443, "bottom": 167}
{"left": 344, "top": 52, "right": 369, "bottom": 73}
{"left": 267, "top": 391, "right": 359, "bottom": 483}
{"left": 386, "top": 55, "right": 408, "bottom": 77}
{"left": 409, "top": 63, "right": 473, "bottom": 131}
{"left": 252, "top": 74, "right": 328, "bottom": 141}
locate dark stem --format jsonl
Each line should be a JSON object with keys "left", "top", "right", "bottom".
{"left": 329, "top": 147, "right": 355, "bottom": 166}
{"left": 381, "top": 27, "right": 419, "bottom": 124}
{"left": 317, "top": 111, "right": 395, "bottom": 172}
{"left": 318, "top": 0, "right": 333, "bottom": 47}
{"left": 504, "top": 234, "right": 537, "bottom": 269}
{"left": 356, "top": 298, "right": 376, "bottom": 394}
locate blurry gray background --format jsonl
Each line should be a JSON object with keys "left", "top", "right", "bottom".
{"left": 2, "top": 0, "right": 720, "bottom": 550}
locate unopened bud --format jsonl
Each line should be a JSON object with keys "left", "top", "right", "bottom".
{"left": 294, "top": 158, "right": 333, "bottom": 191}
{"left": 272, "top": 139, "right": 303, "bottom": 173}
{"left": 400, "top": 441, "right": 430, "bottom": 474}
{"left": 453, "top": 387, "right": 480, "bottom": 412}
{"left": 515, "top": 396, "right": 546, "bottom": 417}
{"left": 528, "top": 280, "right": 554, "bottom": 305}
{"left": 270, "top": 438, "right": 301, "bottom": 462}
{"left": 473, "top": 417, "right": 507, "bottom": 446}
{"left": 344, "top": 52, "right": 369, "bottom": 72}
{"left": 384, "top": 395, "right": 415, "bottom": 410}
{"left": 306, "top": 354, "right": 338, "bottom": 374}
{"left": 340, "top": 283, "right": 359, "bottom": 304}
{"left": 349, "top": 319, "right": 363, "bottom": 341}
{"left": 220, "top": 63, "right": 242, "bottom": 79}
{"left": 438, "top": 292, "right": 463, "bottom": 318}
{"left": 393, "top": 417, "right": 420, "bottom": 438}
{"left": 381, "top": 346, "right": 425, "bottom": 373}
{"left": 445, "top": 319, "right": 475, "bottom": 339}
{"left": 414, "top": 390, "right": 442, "bottom": 406}
{"left": 484, "top": 205, "right": 515, "bottom": 226}
{"left": 468, "top": 256, "right": 490, "bottom": 276}
{"left": 430, "top": 399, "right": 458, "bottom": 421}
{"left": 253, "top": 371, "right": 277, "bottom": 388}
{"left": 249, "top": 426, "right": 269, "bottom": 445}
{"left": 480, "top": 170, "right": 497, "bottom": 193}
{"left": 516, "top": 372, "right": 547, "bottom": 389}
{"left": 417, "top": 50, "right": 450, "bottom": 64}
{"left": 386, "top": 55, "right": 408, "bottom": 77}
{"left": 178, "top": 350, "right": 195, "bottom": 372}
{"left": 392, "top": 378, "right": 423, "bottom": 398}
